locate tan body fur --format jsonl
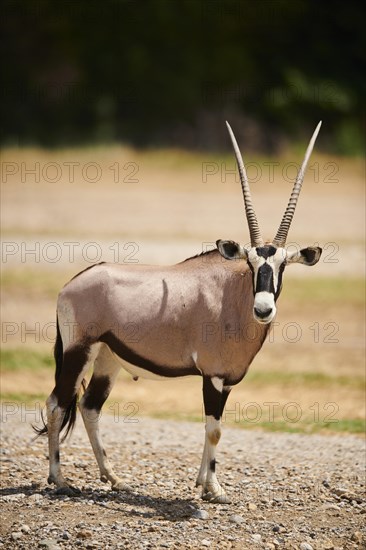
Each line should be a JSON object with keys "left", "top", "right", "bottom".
{"left": 59, "top": 251, "right": 268, "bottom": 385}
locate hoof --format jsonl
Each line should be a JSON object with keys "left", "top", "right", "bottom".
{"left": 212, "top": 493, "right": 231, "bottom": 504}
{"left": 47, "top": 475, "right": 80, "bottom": 495}
{"left": 111, "top": 481, "right": 133, "bottom": 492}
{"left": 202, "top": 491, "right": 231, "bottom": 504}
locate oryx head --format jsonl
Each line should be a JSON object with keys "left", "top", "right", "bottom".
{"left": 217, "top": 121, "right": 322, "bottom": 325}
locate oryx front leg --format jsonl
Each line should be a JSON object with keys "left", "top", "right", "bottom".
{"left": 79, "top": 344, "right": 129, "bottom": 492}
{"left": 196, "top": 376, "right": 231, "bottom": 504}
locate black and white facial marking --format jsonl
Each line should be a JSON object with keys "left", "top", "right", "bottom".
{"left": 246, "top": 245, "right": 286, "bottom": 323}
{"left": 216, "top": 240, "right": 322, "bottom": 324}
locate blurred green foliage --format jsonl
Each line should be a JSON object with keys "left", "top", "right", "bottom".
{"left": 1, "top": 0, "right": 364, "bottom": 153}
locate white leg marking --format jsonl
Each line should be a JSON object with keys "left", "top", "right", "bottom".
{"left": 47, "top": 343, "right": 102, "bottom": 490}
{"left": 211, "top": 377, "right": 224, "bottom": 393}
{"left": 196, "top": 438, "right": 208, "bottom": 488}
{"left": 79, "top": 405, "right": 127, "bottom": 490}
{"left": 79, "top": 344, "right": 129, "bottom": 491}
{"left": 46, "top": 394, "right": 70, "bottom": 489}
{"left": 198, "top": 415, "right": 230, "bottom": 504}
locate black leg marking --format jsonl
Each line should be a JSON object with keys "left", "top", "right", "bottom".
{"left": 202, "top": 376, "right": 223, "bottom": 420}
{"left": 53, "top": 344, "right": 90, "bottom": 409}
{"left": 220, "top": 387, "right": 232, "bottom": 417}
{"left": 52, "top": 344, "right": 92, "bottom": 442}
{"left": 210, "top": 459, "right": 216, "bottom": 472}
{"left": 83, "top": 375, "right": 111, "bottom": 411}
{"left": 55, "top": 450, "right": 60, "bottom": 463}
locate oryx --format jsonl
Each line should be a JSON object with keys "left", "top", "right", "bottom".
{"left": 35, "top": 122, "right": 322, "bottom": 504}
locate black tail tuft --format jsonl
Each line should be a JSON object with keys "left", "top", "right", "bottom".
{"left": 54, "top": 316, "right": 63, "bottom": 383}
{"left": 32, "top": 408, "right": 48, "bottom": 438}
{"left": 33, "top": 317, "right": 83, "bottom": 441}
{"left": 59, "top": 394, "right": 78, "bottom": 443}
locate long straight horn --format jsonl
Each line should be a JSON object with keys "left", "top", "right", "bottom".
{"left": 273, "top": 121, "right": 322, "bottom": 247}
{"left": 226, "top": 121, "right": 263, "bottom": 247}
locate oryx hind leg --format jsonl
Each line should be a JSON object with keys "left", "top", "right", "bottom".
{"left": 196, "top": 376, "right": 231, "bottom": 504}
{"left": 47, "top": 342, "right": 99, "bottom": 491}
{"left": 79, "top": 344, "right": 127, "bottom": 491}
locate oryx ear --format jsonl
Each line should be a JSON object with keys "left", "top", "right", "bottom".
{"left": 216, "top": 239, "right": 248, "bottom": 260}
{"left": 287, "top": 246, "right": 322, "bottom": 266}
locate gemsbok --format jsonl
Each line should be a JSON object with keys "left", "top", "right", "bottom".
{"left": 35, "top": 121, "right": 322, "bottom": 503}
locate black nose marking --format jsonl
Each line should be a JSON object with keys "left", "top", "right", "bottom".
{"left": 254, "top": 307, "right": 273, "bottom": 319}
{"left": 256, "top": 263, "right": 275, "bottom": 294}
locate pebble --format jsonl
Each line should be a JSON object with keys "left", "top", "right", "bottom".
{"left": 192, "top": 509, "right": 210, "bottom": 520}
{"left": 322, "top": 504, "right": 340, "bottom": 512}
{"left": 331, "top": 487, "right": 348, "bottom": 497}
{"left": 251, "top": 534, "right": 262, "bottom": 543}
{"left": 1, "top": 494, "right": 25, "bottom": 502}
{"left": 341, "top": 492, "right": 361, "bottom": 503}
{"left": 247, "top": 502, "right": 257, "bottom": 511}
{"left": 38, "top": 539, "right": 60, "bottom": 550}
{"left": 77, "top": 529, "right": 93, "bottom": 539}
{"left": 300, "top": 543, "right": 314, "bottom": 550}
{"left": 28, "top": 493, "right": 44, "bottom": 503}
{"left": 11, "top": 532, "right": 22, "bottom": 541}
{"left": 229, "top": 514, "right": 244, "bottom": 524}
{"left": 351, "top": 531, "right": 363, "bottom": 543}
{"left": 201, "top": 539, "right": 211, "bottom": 547}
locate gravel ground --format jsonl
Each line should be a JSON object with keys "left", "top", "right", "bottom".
{"left": 0, "top": 411, "right": 365, "bottom": 550}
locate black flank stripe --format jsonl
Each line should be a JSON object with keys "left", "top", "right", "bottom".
{"left": 99, "top": 331, "right": 201, "bottom": 378}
